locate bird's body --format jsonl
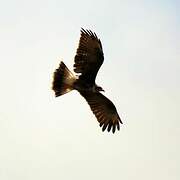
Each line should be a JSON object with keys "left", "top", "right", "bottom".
{"left": 52, "top": 28, "right": 123, "bottom": 133}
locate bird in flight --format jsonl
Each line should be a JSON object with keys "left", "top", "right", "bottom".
{"left": 52, "top": 28, "right": 123, "bottom": 133}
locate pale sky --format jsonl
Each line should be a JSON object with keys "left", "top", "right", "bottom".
{"left": 0, "top": 0, "right": 180, "bottom": 180}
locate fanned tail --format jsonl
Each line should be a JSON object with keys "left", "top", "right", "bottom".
{"left": 52, "top": 61, "right": 76, "bottom": 97}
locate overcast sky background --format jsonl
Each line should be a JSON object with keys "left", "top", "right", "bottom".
{"left": 0, "top": 0, "right": 180, "bottom": 180}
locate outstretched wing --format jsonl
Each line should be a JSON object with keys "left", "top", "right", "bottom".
{"left": 80, "top": 91, "right": 123, "bottom": 133}
{"left": 74, "top": 28, "right": 104, "bottom": 85}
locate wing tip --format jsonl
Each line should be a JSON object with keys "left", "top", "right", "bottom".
{"left": 80, "top": 28, "right": 99, "bottom": 40}
{"left": 99, "top": 121, "right": 122, "bottom": 134}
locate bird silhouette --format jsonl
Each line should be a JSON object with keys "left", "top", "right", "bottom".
{"left": 52, "top": 28, "right": 123, "bottom": 133}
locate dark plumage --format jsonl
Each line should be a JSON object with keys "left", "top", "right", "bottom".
{"left": 74, "top": 28, "right": 104, "bottom": 85}
{"left": 52, "top": 28, "right": 123, "bottom": 133}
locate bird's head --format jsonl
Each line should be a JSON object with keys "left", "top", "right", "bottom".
{"left": 95, "top": 85, "right": 105, "bottom": 92}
